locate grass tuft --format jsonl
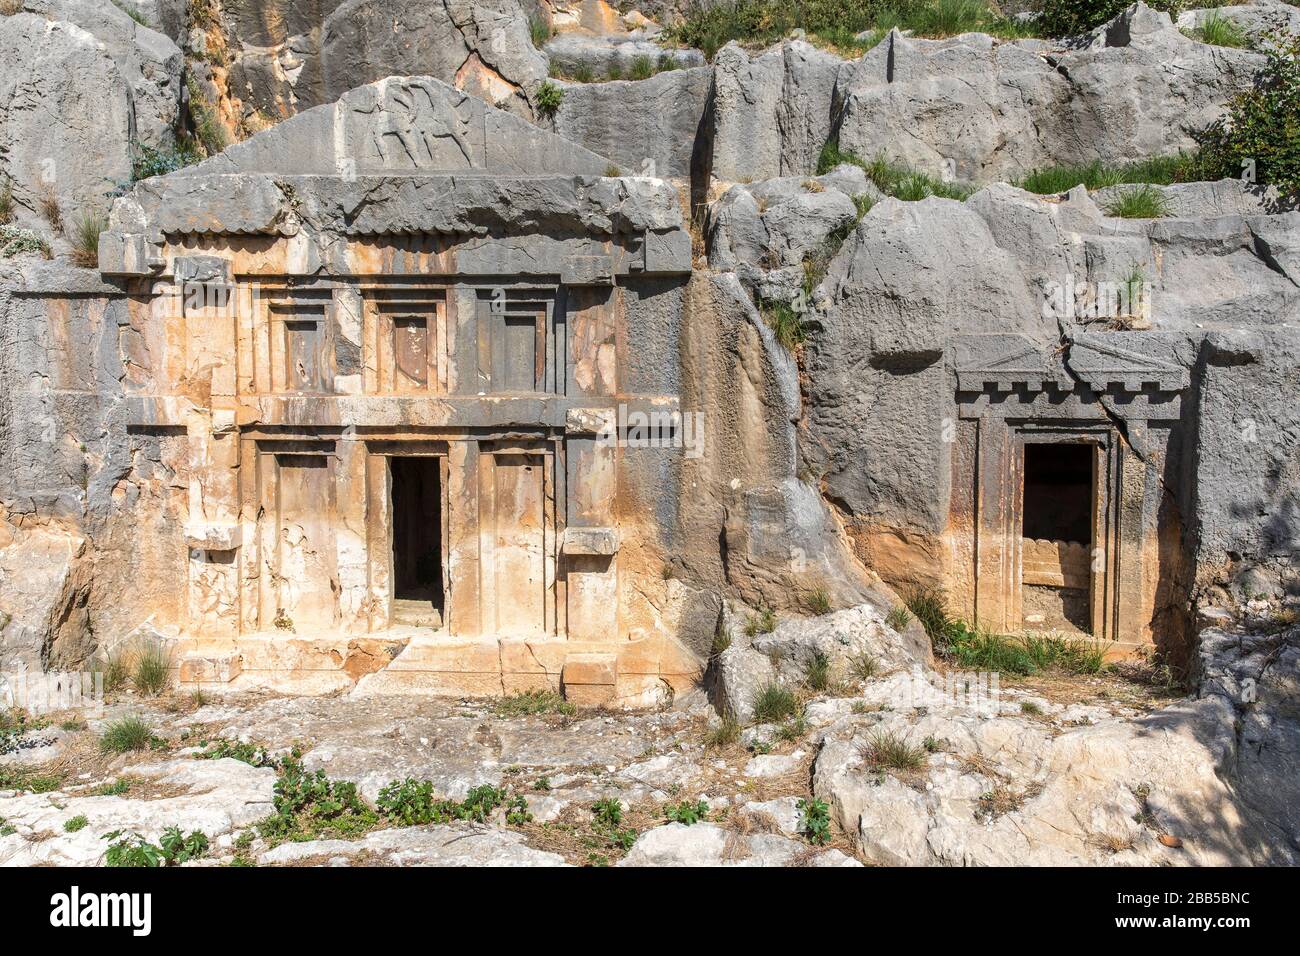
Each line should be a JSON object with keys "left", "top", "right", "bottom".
{"left": 99, "top": 716, "right": 154, "bottom": 754}
{"left": 862, "top": 728, "right": 926, "bottom": 771}
{"left": 70, "top": 208, "right": 108, "bottom": 269}
{"left": 751, "top": 683, "right": 799, "bottom": 723}
{"left": 131, "top": 641, "right": 172, "bottom": 697}
{"left": 805, "top": 587, "right": 832, "bottom": 616}
{"left": 494, "top": 689, "right": 576, "bottom": 717}
{"left": 804, "top": 651, "right": 832, "bottom": 691}
{"left": 1104, "top": 183, "right": 1172, "bottom": 219}
{"left": 1183, "top": 12, "right": 1249, "bottom": 50}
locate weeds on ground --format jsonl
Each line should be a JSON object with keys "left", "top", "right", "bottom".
{"left": 665, "top": 799, "right": 710, "bottom": 825}
{"left": 99, "top": 716, "right": 158, "bottom": 754}
{"left": 494, "top": 689, "right": 576, "bottom": 717}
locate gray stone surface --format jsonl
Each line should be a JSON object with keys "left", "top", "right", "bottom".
{"left": 0, "top": 10, "right": 165, "bottom": 215}
{"left": 617, "top": 822, "right": 862, "bottom": 866}
{"left": 259, "top": 822, "right": 571, "bottom": 866}
{"left": 544, "top": 31, "right": 704, "bottom": 77}
{"left": 835, "top": 5, "right": 1262, "bottom": 185}
{"left": 553, "top": 67, "right": 712, "bottom": 179}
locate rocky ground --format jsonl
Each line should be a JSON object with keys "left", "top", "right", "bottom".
{"left": 4, "top": 605, "right": 1293, "bottom": 867}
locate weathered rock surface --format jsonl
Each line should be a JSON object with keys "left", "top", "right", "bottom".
{"left": 715, "top": 602, "right": 930, "bottom": 724}
{"left": 0, "top": 757, "right": 276, "bottom": 866}
{"left": 1178, "top": 0, "right": 1300, "bottom": 42}
{"left": 0, "top": 6, "right": 182, "bottom": 213}
{"left": 835, "top": 5, "right": 1263, "bottom": 185}
{"left": 617, "top": 822, "right": 862, "bottom": 866}
{"left": 259, "top": 822, "right": 570, "bottom": 866}
{"left": 553, "top": 67, "right": 712, "bottom": 178}
{"left": 811, "top": 623, "right": 1299, "bottom": 865}
{"left": 544, "top": 31, "right": 704, "bottom": 77}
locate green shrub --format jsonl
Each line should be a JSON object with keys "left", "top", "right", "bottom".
{"left": 99, "top": 716, "right": 154, "bottom": 754}
{"left": 535, "top": 80, "right": 564, "bottom": 117}
{"left": 1104, "top": 183, "right": 1171, "bottom": 219}
{"left": 1037, "top": 0, "right": 1186, "bottom": 39}
{"left": 818, "top": 142, "right": 972, "bottom": 200}
{"left": 0, "top": 178, "right": 12, "bottom": 224}
{"left": 97, "top": 646, "right": 131, "bottom": 693}
{"left": 195, "top": 738, "right": 272, "bottom": 767}
{"left": 752, "top": 683, "right": 799, "bottom": 723}
{"left": 797, "top": 796, "right": 831, "bottom": 844}
{"left": 103, "top": 827, "right": 208, "bottom": 867}
{"left": 0, "top": 224, "right": 51, "bottom": 259}
{"left": 628, "top": 55, "right": 655, "bottom": 80}
{"left": 1195, "top": 33, "right": 1300, "bottom": 200}
{"left": 63, "top": 815, "right": 88, "bottom": 833}
{"left": 130, "top": 138, "right": 202, "bottom": 183}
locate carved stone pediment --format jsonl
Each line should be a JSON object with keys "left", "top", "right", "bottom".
{"left": 953, "top": 333, "right": 1190, "bottom": 394}
{"left": 953, "top": 334, "right": 1059, "bottom": 392}
{"left": 1066, "top": 333, "right": 1189, "bottom": 392}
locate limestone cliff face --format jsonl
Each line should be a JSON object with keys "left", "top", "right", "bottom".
{"left": 0, "top": 2, "right": 1297, "bottom": 687}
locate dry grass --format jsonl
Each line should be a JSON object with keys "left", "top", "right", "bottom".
{"left": 1089, "top": 832, "right": 1137, "bottom": 854}
{"left": 38, "top": 186, "right": 62, "bottom": 235}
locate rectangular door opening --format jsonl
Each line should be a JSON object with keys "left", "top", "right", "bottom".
{"left": 390, "top": 456, "right": 444, "bottom": 628}
{"left": 1021, "top": 442, "right": 1094, "bottom": 634}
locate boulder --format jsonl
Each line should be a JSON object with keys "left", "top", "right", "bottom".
{"left": 1177, "top": 0, "right": 1300, "bottom": 43}
{"left": 0, "top": 524, "right": 93, "bottom": 671}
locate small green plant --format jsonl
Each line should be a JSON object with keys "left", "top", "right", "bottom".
{"left": 751, "top": 683, "right": 799, "bottom": 723}
{"left": 533, "top": 776, "right": 551, "bottom": 792}
{"left": 604, "top": 163, "right": 622, "bottom": 177}
{"left": 535, "top": 80, "right": 564, "bottom": 118}
{"left": 665, "top": 799, "right": 709, "bottom": 825}
{"left": 103, "top": 827, "right": 208, "bottom": 867}
{"left": 1105, "top": 183, "right": 1171, "bottom": 219}
{"left": 805, "top": 587, "right": 832, "bottom": 616}
{"left": 159, "top": 826, "right": 209, "bottom": 863}
{"left": 711, "top": 620, "right": 733, "bottom": 658}
{"left": 494, "top": 689, "right": 576, "bottom": 717}
{"left": 111, "top": 0, "right": 152, "bottom": 27}
{"left": 103, "top": 831, "right": 163, "bottom": 867}
{"left": 592, "top": 797, "right": 624, "bottom": 827}
{"left": 885, "top": 605, "right": 912, "bottom": 631}
{"left": 195, "top": 738, "right": 272, "bottom": 766}
{"left": 628, "top": 55, "right": 655, "bottom": 81}
{"left": 848, "top": 650, "right": 880, "bottom": 681}
{"left": 923, "top": 735, "right": 941, "bottom": 753}
{"left": 862, "top": 729, "right": 926, "bottom": 771}
{"left": 94, "top": 779, "right": 131, "bottom": 796}
{"left": 131, "top": 641, "right": 171, "bottom": 696}
{"left": 1021, "top": 700, "right": 1044, "bottom": 716}
{"left": 797, "top": 797, "right": 831, "bottom": 845}
{"left": 129, "top": 138, "right": 202, "bottom": 184}
{"left": 804, "top": 651, "right": 832, "bottom": 692}
{"left": 775, "top": 715, "right": 807, "bottom": 742}
{"left": 96, "top": 645, "right": 131, "bottom": 693}
{"left": 99, "top": 715, "right": 154, "bottom": 754}
{"left": 257, "top": 756, "right": 378, "bottom": 843}
{"left": 0, "top": 177, "right": 12, "bottom": 225}
{"left": 186, "top": 73, "right": 230, "bottom": 156}
{"left": 0, "top": 224, "right": 51, "bottom": 259}
{"left": 760, "top": 300, "right": 806, "bottom": 351}
{"left": 59, "top": 717, "right": 87, "bottom": 732}
{"left": 505, "top": 795, "right": 532, "bottom": 825}
{"left": 63, "top": 815, "right": 89, "bottom": 833}
{"left": 528, "top": 13, "right": 552, "bottom": 48}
